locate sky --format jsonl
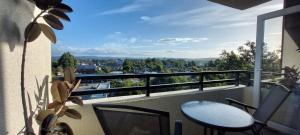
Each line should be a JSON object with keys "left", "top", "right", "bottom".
{"left": 52, "top": 0, "right": 284, "bottom": 58}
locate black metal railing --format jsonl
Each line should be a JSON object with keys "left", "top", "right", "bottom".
{"left": 66, "top": 70, "right": 250, "bottom": 97}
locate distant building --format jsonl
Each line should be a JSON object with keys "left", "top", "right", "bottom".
{"left": 77, "top": 64, "right": 97, "bottom": 74}
{"left": 110, "top": 71, "right": 123, "bottom": 74}
{"left": 79, "top": 82, "right": 110, "bottom": 100}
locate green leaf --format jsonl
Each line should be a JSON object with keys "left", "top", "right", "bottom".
{"left": 57, "top": 81, "right": 70, "bottom": 101}
{"left": 54, "top": 3, "right": 73, "bottom": 13}
{"left": 68, "top": 96, "right": 83, "bottom": 106}
{"left": 56, "top": 106, "right": 68, "bottom": 117}
{"left": 56, "top": 122, "right": 74, "bottom": 135}
{"left": 49, "top": 0, "right": 62, "bottom": 6}
{"left": 51, "top": 81, "right": 69, "bottom": 102}
{"left": 65, "top": 109, "right": 81, "bottom": 119}
{"left": 39, "top": 23, "right": 56, "bottom": 43}
{"left": 49, "top": 9, "right": 70, "bottom": 21}
{"left": 24, "top": 22, "right": 41, "bottom": 42}
{"left": 36, "top": 110, "right": 55, "bottom": 125}
{"left": 64, "top": 81, "right": 73, "bottom": 89}
{"left": 71, "top": 79, "right": 81, "bottom": 91}
{"left": 35, "top": 0, "right": 49, "bottom": 10}
{"left": 64, "top": 67, "right": 76, "bottom": 83}
{"left": 47, "top": 101, "right": 62, "bottom": 109}
{"left": 43, "top": 15, "right": 64, "bottom": 30}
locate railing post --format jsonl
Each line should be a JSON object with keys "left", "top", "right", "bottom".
{"left": 235, "top": 72, "right": 240, "bottom": 86}
{"left": 247, "top": 71, "right": 251, "bottom": 86}
{"left": 146, "top": 76, "right": 150, "bottom": 97}
{"left": 199, "top": 73, "right": 204, "bottom": 91}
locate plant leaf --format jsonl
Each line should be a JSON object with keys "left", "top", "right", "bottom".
{"left": 54, "top": 3, "right": 73, "bottom": 12}
{"left": 48, "top": 0, "right": 62, "bottom": 6}
{"left": 35, "top": 0, "right": 49, "bottom": 10}
{"left": 39, "top": 23, "right": 56, "bottom": 43}
{"left": 36, "top": 110, "right": 55, "bottom": 125}
{"left": 57, "top": 81, "right": 70, "bottom": 102}
{"left": 71, "top": 79, "right": 81, "bottom": 92}
{"left": 43, "top": 15, "right": 64, "bottom": 30}
{"left": 25, "top": 22, "right": 41, "bottom": 42}
{"left": 68, "top": 96, "right": 83, "bottom": 106}
{"left": 64, "top": 81, "right": 74, "bottom": 89}
{"left": 47, "top": 101, "right": 62, "bottom": 109}
{"left": 56, "top": 122, "right": 74, "bottom": 135}
{"left": 49, "top": 9, "right": 70, "bottom": 21}
{"left": 51, "top": 81, "right": 69, "bottom": 102}
{"left": 40, "top": 114, "right": 57, "bottom": 135}
{"left": 51, "top": 81, "right": 61, "bottom": 102}
{"left": 55, "top": 106, "right": 68, "bottom": 117}
{"left": 65, "top": 109, "right": 81, "bottom": 119}
{"left": 64, "top": 67, "right": 76, "bottom": 83}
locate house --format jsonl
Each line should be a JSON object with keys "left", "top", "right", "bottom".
{"left": 76, "top": 64, "right": 98, "bottom": 74}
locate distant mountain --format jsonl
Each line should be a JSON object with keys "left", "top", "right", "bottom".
{"left": 52, "top": 56, "right": 217, "bottom": 61}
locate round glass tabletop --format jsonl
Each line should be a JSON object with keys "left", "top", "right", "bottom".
{"left": 181, "top": 100, "right": 254, "bottom": 131}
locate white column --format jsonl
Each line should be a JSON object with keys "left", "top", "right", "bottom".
{"left": 253, "top": 16, "right": 264, "bottom": 107}
{"left": 253, "top": 4, "right": 300, "bottom": 107}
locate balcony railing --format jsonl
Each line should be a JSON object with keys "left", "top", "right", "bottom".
{"left": 62, "top": 70, "right": 251, "bottom": 97}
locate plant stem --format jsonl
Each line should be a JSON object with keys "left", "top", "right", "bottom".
{"left": 20, "top": 10, "right": 46, "bottom": 135}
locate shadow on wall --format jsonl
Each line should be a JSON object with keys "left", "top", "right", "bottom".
{"left": 0, "top": 43, "right": 7, "bottom": 135}
{"left": 0, "top": 0, "right": 34, "bottom": 51}
{"left": 0, "top": 0, "right": 34, "bottom": 134}
{"left": 17, "top": 76, "right": 50, "bottom": 135}
{"left": 0, "top": 15, "right": 21, "bottom": 51}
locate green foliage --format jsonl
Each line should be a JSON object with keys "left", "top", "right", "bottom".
{"left": 205, "top": 41, "right": 281, "bottom": 73}
{"left": 123, "top": 58, "right": 202, "bottom": 73}
{"left": 58, "top": 52, "right": 77, "bottom": 69}
{"left": 110, "top": 79, "right": 145, "bottom": 96}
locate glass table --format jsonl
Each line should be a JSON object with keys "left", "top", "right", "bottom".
{"left": 181, "top": 100, "right": 254, "bottom": 135}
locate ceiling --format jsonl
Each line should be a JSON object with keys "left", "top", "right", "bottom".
{"left": 208, "top": 0, "right": 272, "bottom": 10}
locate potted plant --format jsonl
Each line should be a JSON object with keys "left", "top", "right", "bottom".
{"left": 20, "top": 0, "right": 82, "bottom": 134}
{"left": 280, "top": 66, "right": 300, "bottom": 93}
{"left": 36, "top": 67, "right": 83, "bottom": 135}
{"left": 280, "top": 66, "right": 300, "bottom": 131}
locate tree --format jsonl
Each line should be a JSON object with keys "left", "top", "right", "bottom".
{"left": 58, "top": 52, "right": 77, "bottom": 69}
{"left": 123, "top": 59, "right": 134, "bottom": 73}
{"left": 206, "top": 41, "right": 281, "bottom": 73}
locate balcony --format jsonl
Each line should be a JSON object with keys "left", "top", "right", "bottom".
{"left": 1, "top": 0, "right": 300, "bottom": 135}
{"left": 57, "top": 71, "right": 291, "bottom": 135}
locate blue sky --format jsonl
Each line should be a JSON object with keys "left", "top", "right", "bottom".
{"left": 52, "top": 0, "right": 283, "bottom": 58}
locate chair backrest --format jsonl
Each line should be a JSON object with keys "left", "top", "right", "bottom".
{"left": 253, "top": 84, "right": 291, "bottom": 124}
{"left": 93, "top": 104, "right": 170, "bottom": 135}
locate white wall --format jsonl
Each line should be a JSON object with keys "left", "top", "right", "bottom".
{"left": 62, "top": 86, "right": 250, "bottom": 135}
{"left": 282, "top": 30, "right": 300, "bottom": 69}
{"left": 0, "top": 0, "right": 52, "bottom": 134}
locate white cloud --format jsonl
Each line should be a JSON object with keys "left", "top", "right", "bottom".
{"left": 53, "top": 35, "right": 211, "bottom": 58}
{"left": 140, "top": 16, "right": 151, "bottom": 21}
{"left": 129, "top": 37, "right": 137, "bottom": 43}
{"left": 52, "top": 45, "right": 223, "bottom": 58}
{"left": 99, "top": 0, "right": 154, "bottom": 15}
{"left": 158, "top": 37, "right": 208, "bottom": 44}
{"left": 142, "top": 0, "right": 282, "bottom": 28}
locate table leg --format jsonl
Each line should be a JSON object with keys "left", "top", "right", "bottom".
{"left": 210, "top": 128, "right": 214, "bottom": 135}
{"left": 217, "top": 130, "right": 225, "bottom": 135}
